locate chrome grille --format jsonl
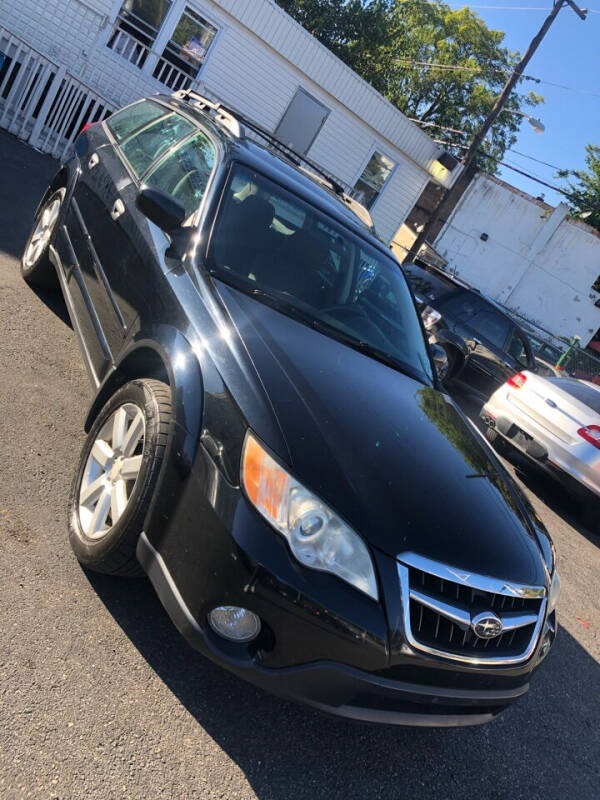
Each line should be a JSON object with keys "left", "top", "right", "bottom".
{"left": 398, "top": 554, "right": 547, "bottom": 666}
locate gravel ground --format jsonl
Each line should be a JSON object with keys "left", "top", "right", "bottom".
{"left": 0, "top": 131, "right": 599, "bottom": 800}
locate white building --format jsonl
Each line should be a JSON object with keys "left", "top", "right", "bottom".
{"left": 434, "top": 173, "right": 600, "bottom": 346}
{"left": 0, "top": 0, "right": 459, "bottom": 243}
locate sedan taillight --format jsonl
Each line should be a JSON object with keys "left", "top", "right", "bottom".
{"left": 421, "top": 305, "right": 442, "bottom": 330}
{"left": 507, "top": 372, "right": 527, "bottom": 388}
{"left": 577, "top": 424, "right": 600, "bottom": 449}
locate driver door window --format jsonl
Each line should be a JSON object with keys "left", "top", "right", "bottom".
{"left": 143, "top": 130, "right": 216, "bottom": 218}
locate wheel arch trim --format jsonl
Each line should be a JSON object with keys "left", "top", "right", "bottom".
{"left": 84, "top": 328, "right": 203, "bottom": 451}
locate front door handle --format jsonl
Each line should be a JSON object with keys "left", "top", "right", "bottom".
{"left": 111, "top": 199, "right": 125, "bottom": 220}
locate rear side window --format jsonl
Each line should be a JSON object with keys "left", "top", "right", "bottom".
{"left": 550, "top": 380, "right": 600, "bottom": 414}
{"left": 144, "top": 130, "right": 216, "bottom": 218}
{"left": 117, "top": 111, "right": 196, "bottom": 178}
{"left": 106, "top": 100, "right": 166, "bottom": 143}
{"left": 468, "top": 310, "right": 511, "bottom": 349}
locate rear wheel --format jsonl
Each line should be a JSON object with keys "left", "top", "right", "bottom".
{"left": 21, "top": 188, "right": 65, "bottom": 286}
{"left": 485, "top": 425, "right": 510, "bottom": 455}
{"left": 68, "top": 379, "right": 172, "bottom": 576}
{"left": 485, "top": 426, "right": 499, "bottom": 444}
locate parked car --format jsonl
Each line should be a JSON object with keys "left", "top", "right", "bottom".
{"left": 527, "top": 335, "right": 563, "bottom": 378}
{"left": 22, "top": 91, "right": 558, "bottom": 727}
{"left": 481, "top": 372, "right": 600, "bottom": 516}
{"left": 403, "top": 262, "right": 537, "bottom": 396}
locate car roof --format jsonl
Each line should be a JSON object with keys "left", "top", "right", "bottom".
{"left": 404, "top": 261, "right": 533, "bottom": 338}
{"left": 162, "top": 93, "right": 384, "bottom": 248}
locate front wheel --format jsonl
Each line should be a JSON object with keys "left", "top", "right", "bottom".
{"left": 68, "top": 379, "right": 172, "bottom": 576}
{"left": 21, "top": 188, "right": 65, "bottom": 286}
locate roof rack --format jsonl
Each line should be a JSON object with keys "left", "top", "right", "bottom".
{"left": 172, "top": 89, "right": 244, "bottom": 138}
{"left": 172, "top": 89, "right": 374, "bottom": 231}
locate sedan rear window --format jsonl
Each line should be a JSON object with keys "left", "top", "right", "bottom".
{"left": 208, "top": 164, "right": 433, "bottom": 383}
{"left": 550, "top": 379, "right": 600, "bottom": 414}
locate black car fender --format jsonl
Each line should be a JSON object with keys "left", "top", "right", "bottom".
{"left": 84, "top": 326, "right": 203, "bottom": 469}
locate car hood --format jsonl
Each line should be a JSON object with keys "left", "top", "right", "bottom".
{"left": 217, "top": 282, "right": 547, "bottom": 587}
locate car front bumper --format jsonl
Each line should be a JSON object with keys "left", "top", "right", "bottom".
{"left": 137, "top": 530, "right": 532, "bottom": 727}
{"left": 135, "top": 441, "right": 552, "bottom": 727}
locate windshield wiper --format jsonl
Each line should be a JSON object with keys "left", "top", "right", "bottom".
{"left": 213, "top": 274, "right": 431, "bottom": 385}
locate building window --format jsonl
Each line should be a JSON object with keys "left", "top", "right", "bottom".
{"left": 353, "top": 151, "right": 395, "bottom": 209}
{"left": 107, "top": 1, "right": 217, "bottom": 90}
{"left": 153, "top": 6, "right": 217, "bottom": 90}
{"left": 108, "top": 0, "right": 172, "bottom": 69}
{"left": 274, "top": 88, "right": 330, "bottom": 155}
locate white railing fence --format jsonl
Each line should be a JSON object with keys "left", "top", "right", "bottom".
{"left": 0, "top": 27, "right": 115, "bottom": 160}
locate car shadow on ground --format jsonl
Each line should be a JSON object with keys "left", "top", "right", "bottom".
{"left": 28, "top": 283, "right": 73, "bottom": 328}
{"left": 85, "top": 569, "right": 600, "bottom": 800}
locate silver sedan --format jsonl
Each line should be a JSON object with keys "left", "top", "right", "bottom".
{"left": 481, "top": 371, "right": 600, "bottom": 501}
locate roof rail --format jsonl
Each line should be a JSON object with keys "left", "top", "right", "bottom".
{"left": 173, "top": 89, "right": 374, "bottom": 231}
{"left": 172, "top": 89, "right": 244, "bottom": 138}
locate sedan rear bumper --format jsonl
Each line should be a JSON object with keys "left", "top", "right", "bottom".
{"left": 137, "top": 531, "right": 528, "bottom": 728}
{"left": 481, "top": 402, "right": 600, "bottom": 499}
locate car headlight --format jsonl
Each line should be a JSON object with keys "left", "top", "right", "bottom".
{"left": 242, "top": 432, "right": 378, "bottom": 600}
{"left": 548, "top": 569, "right": 561, "bottom": 614}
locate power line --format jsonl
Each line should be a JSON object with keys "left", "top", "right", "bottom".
{"left": 397, "top": 0, "right": 600, "bottom": 11}
{"left": 392, "top": 56, "right": 600, "bottom": 98}
{"left": 432, "top": 137, "right": 583, "bottom": 202}
{"left": 409, "top": 117, "right": 569, "bottom": 171}
{"left": 508, "top": 148, "right": 565, "bottom": 171}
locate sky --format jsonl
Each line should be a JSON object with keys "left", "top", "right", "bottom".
{"left": 446, "top": 2, "right": 600, "bottom": 207}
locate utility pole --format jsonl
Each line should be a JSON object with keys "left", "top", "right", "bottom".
{"left": 405, "top": 0, "right": 587, "bottom": 264}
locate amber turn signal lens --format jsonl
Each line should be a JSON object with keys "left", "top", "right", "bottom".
{"left": 242, "top": 433, "right": 290, "bottom": 524}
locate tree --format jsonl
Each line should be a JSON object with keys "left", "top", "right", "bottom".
{"left": 275, "top": 1, "right": 391, "bottom": 75}
{"left": 275, "top": 0, "right": 543, "bottom": 170}
{"left": 558, "top": 144, "right": 600, "bottom": 231}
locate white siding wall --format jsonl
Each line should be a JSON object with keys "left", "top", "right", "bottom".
{"left": 1, "top": 0, "right": 444, "bottom": 239}
{"left": 435, "top": 174, "right": 600, "bottom": 345}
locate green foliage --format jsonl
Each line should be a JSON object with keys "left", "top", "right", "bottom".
{"left": 275, "top": 0, "right": 543, "bottom": 170}
{"left": 558, "top": 144, "right": 600, "bottom": 231}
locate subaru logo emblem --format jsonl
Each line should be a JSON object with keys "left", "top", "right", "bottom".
{"left": 471, "top": 611, "right": 504, "bottom": 639}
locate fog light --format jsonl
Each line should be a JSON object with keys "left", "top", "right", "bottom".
{"left": 208, "top": 606, "right": 261, "bottom": 642}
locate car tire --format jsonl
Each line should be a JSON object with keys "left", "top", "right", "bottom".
{"left": 485, "top": 425, "right": 510, "bottom": 455}
{"left": 21, "top": 188, "right": 65, "bottom": 287}
{"left": 485, "top": 426, "right": 499, "bottom": 444}
{"left": 68, "top": 379, "right": 172, "bottom": 576}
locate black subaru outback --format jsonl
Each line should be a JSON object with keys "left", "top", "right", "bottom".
{"left": 22, "top": 91, "right": 559, "bottom": 726}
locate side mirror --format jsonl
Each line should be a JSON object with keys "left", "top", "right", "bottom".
{"left": 137, "top": 186, "right": 186, "bottom": 232}
{"left": 431, "top": 343, "right": 449, "bottom": 383}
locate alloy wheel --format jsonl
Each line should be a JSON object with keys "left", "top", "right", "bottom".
{"left": 78, "top": 403, "right": 145, "bottom": 539}
{"left": 24, "top": 194, "right": 63, "bottom": 268}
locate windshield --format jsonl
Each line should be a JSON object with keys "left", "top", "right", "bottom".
{"left": 208, "top": 164, "right": 433, "bottom": 383}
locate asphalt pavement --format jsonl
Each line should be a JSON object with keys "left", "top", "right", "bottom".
{"left": 1, "top": 130, "right": 599, "bottom": 800}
